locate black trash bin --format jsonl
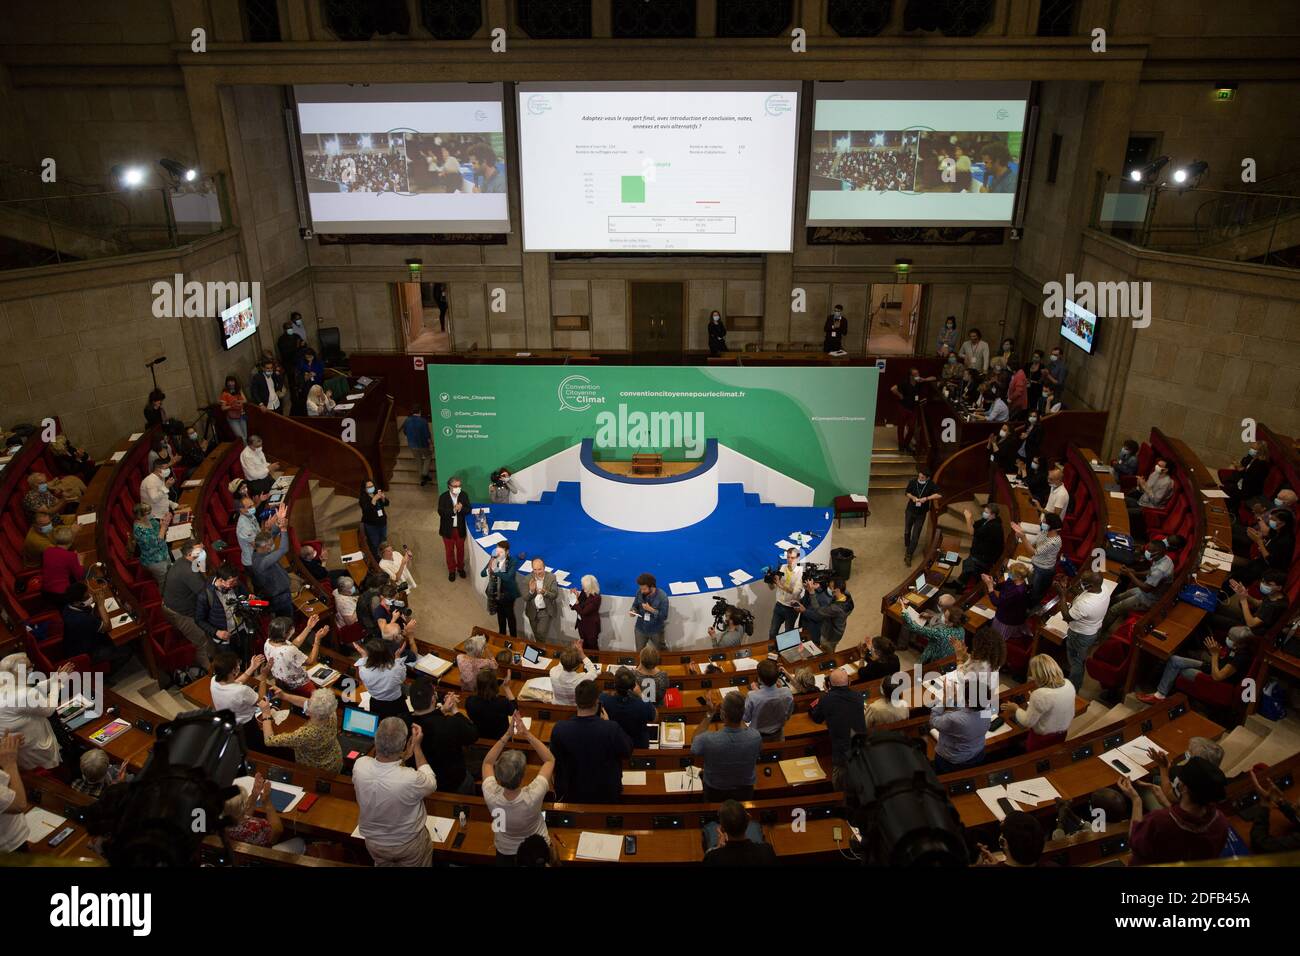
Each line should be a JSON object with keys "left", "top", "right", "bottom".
{"left": 831, "top": 547, "right": 855, "bottom": 581}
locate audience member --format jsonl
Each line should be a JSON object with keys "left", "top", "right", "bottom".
{"left": 743, "top": 658, "right": 794, "bottom": 741}
{"left": 353, "top": 718, "right": 437, "bottom": 866}
{"left": 550, "top": 680, "right": 633, "bottom": 803}
{"left": 482, "top": 712, "right": 555, "bottom": 863}
{"left": 691, "top": 690, "right": 762, "bottom": 801}
{"left": 702, "top": 799, "right": 777, "bottom": 865}
{"left": 410, "top": 680, "right": 478, "bottom": 795}
{"left": 600, "top": 668, "right": 657, "bottom": 748}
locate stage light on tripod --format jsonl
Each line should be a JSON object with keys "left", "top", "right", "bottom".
{"left": 1172, "top": 160, "right": 1209, "bottom": 187}
{"left": 112, "top": 164, "right": 147, "bottom": 189}
{"left": 1130, "top": 156, "right": 1170, "bottom": 186}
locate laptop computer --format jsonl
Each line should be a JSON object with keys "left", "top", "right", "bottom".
{"left": 913, "top": 573, "right": 939, "bottom": 599}
{"left": 339, "top": 707, "right": 379, "bottom": 760}
{"left": 775, "top": 628, "right": 806, "bottom": 663}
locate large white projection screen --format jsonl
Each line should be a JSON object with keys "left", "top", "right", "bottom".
{"left": 808, "top": 81, "right": 1030, "bottom": 227}
{"left": 517, "top": 81, "right": 800, "bottom": 252}
{"left": 294, "top": 83, "right": 509, "bottom": 234}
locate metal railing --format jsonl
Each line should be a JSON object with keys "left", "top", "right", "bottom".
{"left": 0, "top": 169, "right": 230, "bottom": 270}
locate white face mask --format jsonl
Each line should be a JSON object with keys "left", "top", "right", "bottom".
{"left": 190, "top": 551, "right": 207, "bottom": 572}
{"left": 450, "top": 486, "right": 461, "bottom": 496}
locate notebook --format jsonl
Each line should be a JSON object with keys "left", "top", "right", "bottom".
{"left": 778, "top": 756, "right": 826, "bottom": 786}
{"left": 575, "top": 831, "right": 623, "bottom": 862}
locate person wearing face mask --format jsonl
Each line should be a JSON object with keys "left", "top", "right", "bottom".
{"left": 22, "top": 472, "right": 65, "bottom": 517}
{"left": 1013, "top": 512, "right": 1062, "bottom": 605}
{"left": 1051, "top": 571, "right": 1110, "bottom": 690}
{"left": 249, "top": 357, "right": 284, "bottom": 413}
{"left": 437, "top": 476, "right": 472, "bottom": 582}
{"left": 481, "top": 539, "right": 521, "bottom": 636}
{"left": 250, "top": 515, "right": 294, "bottom": 618}
{"left": 1035, "top": 385, "right": 1062, "bottom": 416}
{"left": 523, "top": 557, "right": 559, "bottom": 642}
{"left": 178, "top": 425, "right": 210, "bottom": 468}
{"left": 1016, "top": 412, "right": 1042, "bottom": 462}
{"left": 359, "top": 480, "right": 390, "bottom": 560}
{"left": 130, "top": 501, "right": 171, "bottom": 585}
{"left": 163, "top": 537, "right": 218, "bottom": 670}
{"left": 195, "top": 563, "right": 251, "bottom": 662}
{"left": 147, "top": 436, "right": 177, "bottom": 478}
{"left": 937, "top": 315, "right": 959, "bottom": 354}
{"left": 1017, "top": 455, "right": 1049, "bottom": 505}
{"left": 707, "top": 309, "right": 727, "bottom": 357}
{"left": 1110, "top": 439, "right": 1140, "bottom": 484}
{"left": 939, "top": 346, "right": 963, "bottom": 385}
{"left": 22, "top": 509, "right": 66, "bottom": 569}
{"left": 1030, "top": 466, "right": 1070, "bottom": 526}
{"left": 488, "top": 467, "right": 518, "bottom": 504}
{"left": 989, "top": 338, "right": 1015, "bottom": 374}
{"left": 220, "top": 376, "right": 249, "bottom": 442}
{"left": 1219, "top": 441, "right": 1270, "bottom": 515}
{"left": 890, "top": 366, "right": 936, "bottom": 453}
{"left": 956, "top": 502, "right": 1005, "bottom": 588}
{"left": 1044, "top": 346, "right": 1068, "bottom": 394}
{"left": 986, "top": 423, "right": 1018, "bottom": 475}
{"left": 239, "top": 435, "right": 279, "bottom": 496}
{"left": 1101, "top": 539, "right": 1175, "bottom": 635}
{"left": 1137, "top": 628, "right": 1258, "bottom": 707}
{"left": 1236, "top": 508, "right": 1296, "bottom": 583}
{"left": 1006, "top": 362, "right": 1029, "bottom": 417}
{"left": 139, "top": 457, "right": 178, "bottom": 529}
{"left": 234, "top": 494, "right": 262, "bottom": 568}
{"left": 1209, "top": 572, "right": 1288, "bottom": 645}
{"left": 903, "top": 467, "right": 941, "bottom": 565}
{"left": 1124, "top": 457, "right": 1174, "bottom": 538}
{"left": 823, "top": 304, "right": 848, "bottom": 353}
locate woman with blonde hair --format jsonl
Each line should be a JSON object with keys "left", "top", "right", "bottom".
{"left": 569, "top": 574, "right": 602, "bottom": 651}
{"left": 305, "top": 383, "right": 335, "bottom": 416}
{"left": 1001, "top": 653, "right": 1075, "bottom": 751}
{"left": 981, "top": 562, "right": 1032, "bottom": 644}
{"left": 258, "top": 688, "right": 343, "bottom": 773}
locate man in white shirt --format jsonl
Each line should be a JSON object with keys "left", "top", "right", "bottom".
{"left": 481, "top": 712, "right": 555, "bottom": 858}
{"left": 1054, "top": 572, "right": 1111, "bottom": 690}
{"left": 378, "top": 541, "right": 417, "bottom": 590}
{"left": 958, "top": 328, "right": 990, "bottom": 373}
{"left": 0, "top": 653, "right": 67, "bottom": 770}
{"left": 983, "top": 386, "right": 1010, "bottom": 423}
{"left": 769, "top": 547, "right": 805, "bottom": 639}
{"left": 549, "top": 644, "right": 593, "bottom": 706}
{"left": 1041, "top": 466, "right": 1070, "bottom": 519}
{"left": 353, "top": 718, "right": 437, "bottom": 866}
{"left": 139, "top": 458, "right": 177, "bottom": 522}
{"left": 239, "top": 435, "right": 278, "bottom": 495}
{"left": 0, "top": 733, "right": 31, "bottom": 854}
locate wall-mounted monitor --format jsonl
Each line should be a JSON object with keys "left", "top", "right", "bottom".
{"left": 1061, "top": 298, "right": 1099, "bottom": 354}
{"left": 293, "top": 82, "right": 509, "bottom": 234}
{"left": 516, "top": 81, "right": 800, "bottom": 252}
{"left": 808, "top": 81, "right": 1030, "bottom": 227}
{"left": 219, "top": 297, "right": 258, "bottom": 351}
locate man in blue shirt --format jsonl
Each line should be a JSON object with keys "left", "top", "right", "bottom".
{"left": 980, "top": 142, "right": 1018, "bottom": 194}
{"left": 691, "top": 691, "right": 762, "bottom": 801}
{"left": 550, "top": 679, "right": 633, "bottom": 803}
{"left": 632, "top": 572, "right": 669, "bottom": 652}
{"left": 402, "top": 407, "right": 433, "bottom": 487}
{"left": 599, "top": 669, "right": 657, "bottom": 748}
{"left": 742, "top": 659, "right": 794, "bottom": 741}
{"left": 249, "top": 526, "right": 293, "bottom": 617}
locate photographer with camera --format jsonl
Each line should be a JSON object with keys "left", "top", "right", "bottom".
{"left": 708, "top": 605, "right": 750, "bottom": 648}
{"left": 794, "top": 578, "right": 854, "bottom": 654}
{"left": 378, "top": 540, "right": 418, "bottom": 590}
{"left": 489, "top": 467, "right": 519, "bottom": 504}
{"left": 194, "top": 563, "right": 252, "bottom": 663}
{"left": 768, "top": 546, "right": 805, "bottom": 639}
{"left": 480, "top": 538, "right": 521, "bottom": 636}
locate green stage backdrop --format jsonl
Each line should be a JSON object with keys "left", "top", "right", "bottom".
{"left": 426, "top": 365, "right": 876, "bottom": 504}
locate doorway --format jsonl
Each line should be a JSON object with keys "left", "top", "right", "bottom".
{"left": 628, "top": 282, "right": 685, "bottom": 359}
{"left": 866, "top": 283, "right": 922, "bottom": 354}
{"left": 392, "top": 280, "right": 452, "bottom": 353}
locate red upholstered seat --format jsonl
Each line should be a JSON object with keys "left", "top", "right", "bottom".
{"left": 1085, "top": 614, "right": 1140, "bottom": 691}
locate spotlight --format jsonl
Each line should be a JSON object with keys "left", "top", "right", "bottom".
{"left": 1172, "top": 160, "right": 1209, "bottom": 189}
{"left": 159, "top": 158, "right": 199, "bottom": 185}
{"left": 112, "top": 164, "right": 147, "bottom": 189}
{"left": 1131, "top": 155, "right": 1170, "bottom": 186}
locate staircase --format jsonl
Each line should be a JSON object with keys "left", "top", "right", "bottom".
{"left": 309, "top": 478, "right": 364, "bottom": 559}
{"left": 869, "top": 437, "right": 921, "bottom": 496}
{"left": 1218, "top": 714, "right": 1300, "bottom": 777}
{"left": 933, "top": 494, "right": 989, "bottom": 549}
{"left": 111, "top": 660, "right": 191, "bottom": 720}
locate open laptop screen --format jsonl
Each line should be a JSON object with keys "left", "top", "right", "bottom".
{"left": 775, "top": 629, "right": 802, "bottom": 652}
{"left": 341, "top": 708, "right": 379, "bottom": 737}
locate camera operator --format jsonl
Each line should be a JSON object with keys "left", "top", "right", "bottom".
{"left": 768, "top": 547, "right": 805, "bottom": 639}
{"left": 489, "top": 467, "right": 519, "bottom": 504}
{"left": 798, "top": 576, "right": 833, "bottom": 645}
{"left": 794, "top": 578, "right": 854, "bottom": 654}
{"left": 195, "top": 564, "right": 252, "bottom": 663}
{"left": 708, "top": 606, "right": 749, "bottom": 648}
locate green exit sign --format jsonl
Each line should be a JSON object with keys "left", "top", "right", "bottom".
{"left": 1214, "top": 86, "right": 1236, "bottom": 101}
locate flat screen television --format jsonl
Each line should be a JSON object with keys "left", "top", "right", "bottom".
{"left": 219, "top": 296, "right": 258, "bottom": 350}
{"left": 1061, "top": 297, "right": 1098, "bottom": 354}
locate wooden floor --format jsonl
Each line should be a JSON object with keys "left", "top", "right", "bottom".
{"left": 592, "top": 459, "right": 701, "bottom": 477}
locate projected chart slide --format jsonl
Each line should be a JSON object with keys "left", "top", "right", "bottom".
{"left": 518, "top": 83, "right": 800, "bottom": 252}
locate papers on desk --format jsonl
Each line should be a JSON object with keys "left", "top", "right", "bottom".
{"left": 729, "top": 569, "right": 752, "bottom": 585}
{"left": 346, "top": 393, "right": 364, "bottom": 401}
{"left": 1098, "top": 748, "right": 1149, "bottom": 781}
{"left": 812, "top": 674, "right": 827, "bottom": 691}
{"left": 976, "top": 785, "right": 1026, "bottom": 822}
{"left": 664, "top": 769, "right": 703, "bottom": 793}
{"left": 103, "top": 597, "right": 120, "bottom": 614}
{"left": 426, "top": 816, "right": 456, "bottom": 844}
{"left": 413, "top": 654, "right": 453, "bottom": 679}
{"left": 717, "top": 686, "right": 742, "bottom": 700}
{"left": 1006, "top": 777, "right": 1061, "bottom": 807}
{"left": 660, "top": 722, "right": 686, "bottom": 749}
{"left": 75, "top": 511, "right": 97, "bottom": 526}
{"left": 1201, "top": 550, "right": 1234, "bottom": 572}
{"left": 25, "top": 806, "right": 68, "bottom": 842}
{"left": 477, "top": 532, "right": 506, "bottom": 548}
{"left": 129, "top": 432, "right": 143, "bottom": 441}
{"left": 730, "top": 656, "right": 760, "bottom": 672}
{"left": 774, "top": 539, "right": 797, "bottom": 551}
{"left": 339, "top": 551, "right": 364, "bottom": 565}
{"left": 1089, "top": 460, "right": 1112, "bottom": 473}
{"left": 669, "top": 580, "right": 700, "bottom": 595}
{"left": 970, "top": 604, "right": 996, "bottom": 620}
{"left": 491, "top": 520, "right": 519, "bottom": 531}
{"left": 1109, "top": 491, "right": 1126, "bottom": 500}
{"left": 109, "top": 451, "right": 126, "bottom": 463}
{"left": 109, "top": 613, "right": 133, "bottom": 629}
{"left": 704, "top": 576, "right": 724, "bottom": 589}
{"left": 164, "top": 522, "right": 193, "bottom": 542}
{"left": 779, "top": 755, "right": 827, "bottom": 786}
{"left": 182, "top": 478, "right": 203, "bottom": 488}
{"left": 575, "top": 831, "right": 623, "bottom": 862}
{"left": 333, "top": 403, "right": 355, "bottom": 411}
{"left": 621, "top": 771, "right": 647, "bottom": 787}
{"left": 850, "top": 494, "right": 869, "bottom": 504}
{"left": 1201, "top": 488, "right": 1229, "bottom": 499}
{"left": 521, "top": 676, "right": 554, "bottom": 699}
{"left": 1116, "top": 735, "right": 1167, "bottom": 767}
{"left": 1042, "top": 577, "right": 1120, "bottom": 638}
{"left": 307, "top": 664, "right": 340, "bottom": 687}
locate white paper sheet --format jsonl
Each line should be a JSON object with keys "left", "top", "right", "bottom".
{"left": 669, "top": 581, "right": 700, "bottom": 595}
{"left": 1006, "top": 777, "right": 1062, "bottom": 806}
{"left": 24, "top": 806, "right": 68, "bottom": 842}
{"left": 850, "top": 494, "right": 869, "bottom": 503}
{"left": 704, "top": 576, "right": 724, "bottom": 589}
{"left": 333, "top": 403, "right": 355, "bottom": 411}
{"left": 129, "top": 432, "right": 143, "bottom": 441}
{"left": 164, "top": 522, "right": 193, "bottom": 542}
{"left": 109, "top": 451, "right": 126, "bottom": 462}
{"left": 1117, "top": 735, "right": 1167, "bottom": 767}
{"left": 1098, "top": 749, "right": 1149, "bottom": 781}
{"left": 621, "top": 771, "right": 647, "bottom": 787}
{"left": 664, "top": 770, "right": 704, "bottom": 793}
{"left": 1201, "top": 488, "right": 1229, "bottom": 499}
{"left": 476, "top": 532, "right": 506, "bottom": 547}
{"left": 575, "top": 831, "right": 623, "bottom": 861}
{"left": 728, "top": 569, "right": 752, "bottom": 584}
{"left": 491, "top": 521, "right": 520, "bottom": 531}
{"left": 339, "top": 551, "right": 364, "bottom": 564}
{"left": 976, "top": 786, "right": 1024, "bottom": 822}
{"left": 730, "top": 657, "right": 760, "bottom": 672}
{"left": 75, "top": 512, "right": 97, "bottom": 525}
{"left": 774, "top": 539, "right": 796, "bottom": 551}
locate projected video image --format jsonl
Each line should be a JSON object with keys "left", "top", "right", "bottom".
{"left": 405, "top": 133, "right": 507, "bottom": 194}
{"left": 1061, "top": 299, "right": 1098, "bottom": 354}
{"left": 220, "top": 297, "right": 257, "bottom": 351}
{"left": 301, "top": 132, "right": 507, "bottom": 196}
{"left": 915, "top": 131, "right": 1021, "bottom": 194}
{"left": 810, "top": 131, "right": 918, "bottom": 192}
